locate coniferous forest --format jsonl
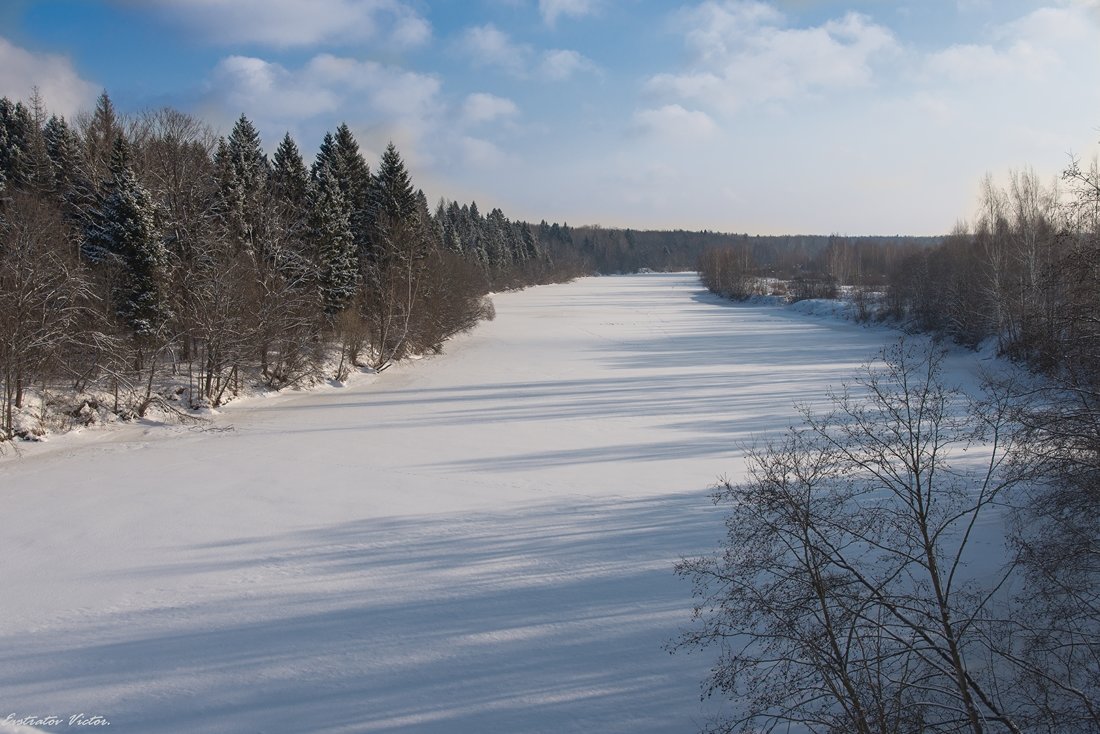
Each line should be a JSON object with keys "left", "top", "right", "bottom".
{"left": 2, "top": 89, "right": 1097, "bottom": 446}
{"left": 4, "top": 88, "right": 1100, "bottom": 733}
{"left": 0, "top": 91, "right": 588, "bottom": 439}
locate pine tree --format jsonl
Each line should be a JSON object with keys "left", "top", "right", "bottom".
{"left": 42, "top": 114, "right": 83, "bottom": 203}
{"left": 216, "top": 114, "right": 269, "bottom": 256}
{"left": 463, "top": 201, "right": 487, "bottom": 267}
{"left": 82, "top": 91, "right": 122, "bottom": 185}
{"left": 22, "top": 88, "right": 55, "bottom": 194}
{"left": 314, "top": 124, "right": 371, "bottom": 257}
{"left": 0, "top": 116, "right": 9, "bottom": 204}
{"left": 271, "top": 133, "right": 309, "bottom": 212}
{"left": 442, "top": 201, "right": 464, "bottom": 255}
{"left": 486, "top": 207, "right": 512, "bottom": 271}
{"left": 0, "top": 98, "right": 34, "bottom": 191}
{"left": 270, "top": 132, "right": 312, "bottom": 279}
{"left": 85, "top": 136, "right": 171, "bottom": 338}
{"left": 371, "top": 142, "right": 417, "bottom": 227}
{"left": 309, "top": 158, "right": 357, "bottom": 315}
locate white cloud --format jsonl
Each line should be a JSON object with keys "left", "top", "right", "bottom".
{"left": 131, "top": 0, "right": 430, "bottom": 48}
{"left": 211, "top": 56, "right": 340, "bottom": 120}
{"left": 634, "top": 104, "right": 718, "bottom": 139}
{"left": 303, "top": 54, "right": 441, "bottom": 122}
{"left": 458, "top": 25, "right": 595, "bottom": 81}
{"left": 683, "top": 0, "right": 784, "bottom": 64}
{"left": 539, "top": 0, "right": 601, "bottom": 26}
{"left": 204, "top": 53, "right": 442, "bottom": 160}
{"left": 459, "top": 136, "right": 515, "bottom": 168}
{"left": 648, "top": 1, "right": 898, "bottom": 115}
{"left": 956, "top": 0, "right": 993, "bottom": 12}
{"left": 458, "top": 24, "right": 530, "bottom": 74}
{"left": 924, "top": 3, "right": 1098, "bottom": 84}
{"left": 539, "top": 49, "right": 597, "bottom": 81}
{"left": 462, "top": 93, "right": 520, "bottom": 125}
{"left": 0, "top": 36, "right": 98, "bottom": 117}
{"left": 924, "top": 42, "right": 1036, "bottom": 83}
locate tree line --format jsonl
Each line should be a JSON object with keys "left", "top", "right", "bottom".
{"left": 697, "top": 161, "right": 1099, "bottom": 389}
{"left": 686, "top": 150, "right": 1100, "bottom": 732}
{"left": 539, "top": 220, "right": 939, "bottom": 277}
{"left": 0, "top": 91, "right": 583, "bottom": 440}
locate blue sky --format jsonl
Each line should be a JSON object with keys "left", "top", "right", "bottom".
{"left": 2, "top": 0, "right": 1098, "bottom": 234}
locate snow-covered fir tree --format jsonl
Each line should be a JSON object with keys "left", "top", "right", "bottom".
{"left": 85, "top": 135, "right": 171, "bottom": 338}
{"left": 485, "top": 208, "right": 512, "bottom": 271}
{"left": 271, "top": 133, "right": 309, "bottom": 214}
{"left": 371, "top": 142, "right": 417, "bottom": 228}
{"left": 215, "top": 115, "right": 269, "bottom": 257}
{"left": 81, "top": 92, "right": 122, "bottom": 187}
{"left": 0, "top": 98, "right": 34, "bottom": 191}
{"left": 309, "top": 157, "right": 357, "bottom": 316}
{"left": 314, "top": 125, "right": 371, "bottom": 258}
{"left": 270, "top": 132, "right": 312, "bottom": 278}
{"left": 0, "top": 119, "right": 9, "bottom": 203}
{"left": 42, "top": 114, "right": 83, "bottom": 204}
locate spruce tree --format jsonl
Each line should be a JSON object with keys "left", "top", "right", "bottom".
{"left": 0, "top": 98, "right": 34, "bottom": 191}
{"left": 23, "top": 88, "right": 55, "bottom": 194}
{"left": 85, "top": 136, "right": 171, "bottom": 338}
{"left": 371, "top": 142, "right": 417, "bottom": 227}
{"left": 367, "top": 142, "right": 430, "bottom": 278}
{"left": 308, "top": 158, "right": 357, "bottom": 315}
{"left": 313, "top": 132, "right": 337, "bottom": 176}
{"left": 519, "top": 223, "right": 542, "bottom": 263}
{"left": 0, "top": 117, "right": 9, "bottom": 202}
{"left": 486, "top": 207, "right": 512, "bottom": 271}
{"left": 314, "top": 124, "right": 371, "bottom": 257}
{"left": 270, "top": 132, "right": 312, "bottom": 278}
{"left": 271, "top": 133, "right": 309, "bottom": 212}
{"left": 82, "top": 92, "right": 122, "bottom": 185}
{"left": 216, "top": 114, "right": 269, "bottom": 256}
{"left": 42, "top": 114, "right": 83, "bottom": 203}
{"left": 463, "top": 202, "right": 487, "bottom": 267}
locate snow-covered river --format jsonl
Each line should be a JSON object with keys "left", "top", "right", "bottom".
{"left": 2, "top": 273, "right": 964, "bottom": 733}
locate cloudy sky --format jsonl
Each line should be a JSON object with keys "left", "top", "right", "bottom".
{"left": 2, "top": 0, "right": 1098, "bottom": 235}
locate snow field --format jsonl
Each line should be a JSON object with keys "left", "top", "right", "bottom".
{"left": 0, "top": 273, "right": 988, "bottom": 733}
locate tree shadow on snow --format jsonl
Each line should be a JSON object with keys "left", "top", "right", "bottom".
{"left": 0, "top": 493, "right": 727, "bottom": 734}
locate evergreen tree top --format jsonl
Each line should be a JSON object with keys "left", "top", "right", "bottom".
{"left": 92, "top": 91, "right": 116, "bottom": 127}
{"left": 85, "top": 91, "right": 121, "bottom": 165}
{"left": 227, "top": 114, "right": 268, "bottom": 176}
{"left": 272, "top": 132, "right": 309, "bottom": 202}
{"left": 109, "top": 134, "right": 131, "bottom": 179}
{"left": 372, "top": 141, "right": 417, "bottom": 223}
{"left": 313, "top": 125, "right": 369, "bottom": 213}
{"left": 334, "top": 123, "right": 361, "bottom": 158}
{"left": 273, "top": 133, "right": 306, "bottom": 178}
{"left": 309, "top": 155, "right": 343, "bottom": 198}
{"left": 273, "top": 132, "right": 302, "bottom": 162}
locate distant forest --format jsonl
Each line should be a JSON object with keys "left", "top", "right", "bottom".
{"left": 0, "top": 88, "right": 948, "bottom": 440}
{"left": 539, "top": 224, "right": 940, "bottom": 276}
{"left": 3, "top": 87, "right": 1094, "bottom": 441}
{"left": 697, "top": 160, "right": 1100, "bottom": 387}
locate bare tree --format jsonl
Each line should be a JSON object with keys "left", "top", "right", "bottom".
{"left": 698, "top": 245, "right": 759, "bottom": 301}
{"left": 361, "top": 214, "right": 431, "bottom": 371}
{"left": 0, "top": 191, "right": 93, "bottom": 440}
{"left": 675, "top": 340, "right": 1027, "bottom": 734}
{"left": 996, "top": 367, "right": 1100, "bottom": 731}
